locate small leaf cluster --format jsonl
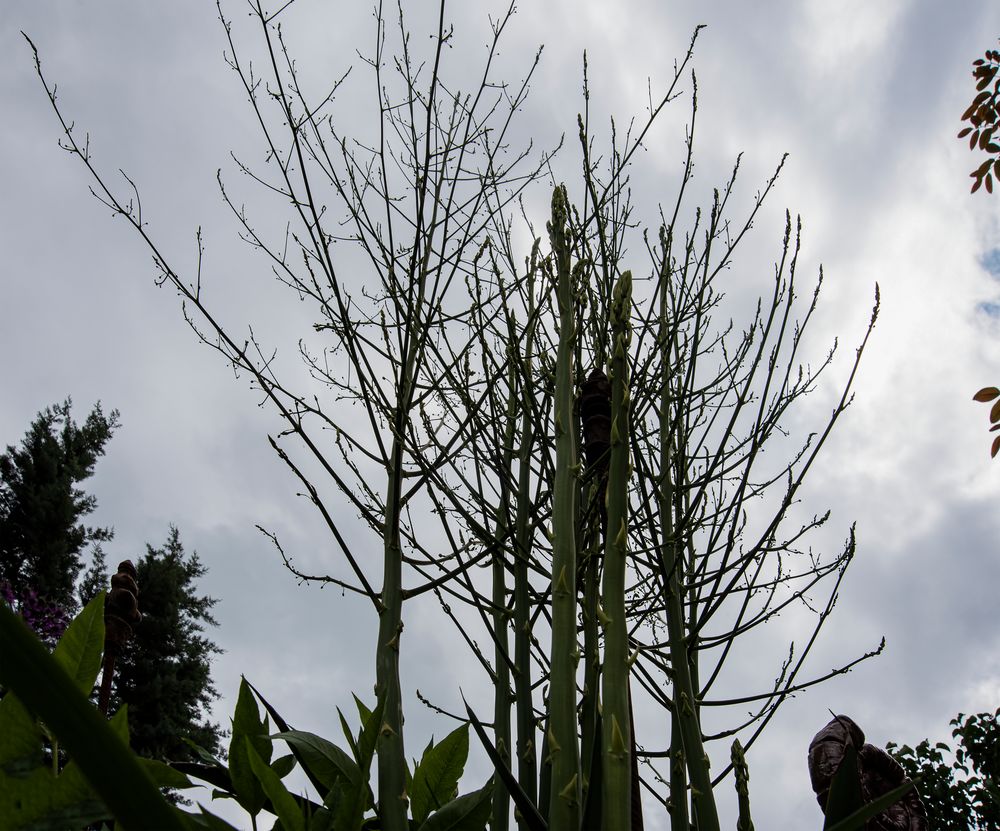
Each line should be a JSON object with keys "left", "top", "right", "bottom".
{"left": 972, "top": 386, "right": 1000, "bottom": 457}
{"left": 959, "top": 43, "right": 1000, "bottom": 193}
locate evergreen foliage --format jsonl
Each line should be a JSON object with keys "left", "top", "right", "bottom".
{"left": 77, "top": 542, "right": 110, "bottom": 610}
{"left": 2, "top": 402, "right": 224, "bottom": 784}
{"left": 0, "top": 399, "right": 118, "bottom": 639}
{"left": 85, "top": 527, "right": 225, "bottom": 768}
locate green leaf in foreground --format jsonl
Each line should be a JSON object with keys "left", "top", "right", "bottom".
{"left": 0, "top": 597, "right": 186, "bottom": 830}
{"left": 333, "top": 695, "right": 384, "bottom": 831}
{"left": 0, "top": 753, "right": 109, "bottom": 831}
{"left": 228, "top": 676, "right": 271, "bottom": 817}
{"left": 417, "top": 778, "right": 493, "bottom": 831}
{"left": 273, "top": 730, "right": 361, "bottom": 797}
{"left": 0, "top": 689, "right": 43, "bottom": 774}
{"left": 410, "top": 724, "right": 469, "bottom": 825}
{"left": 247, "top": 740, "right": 306, "bottom": 831}
{"left": 52, "top": 592, "right": 106, "bottom": 696}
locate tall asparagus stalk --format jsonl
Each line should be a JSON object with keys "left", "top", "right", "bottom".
{"left": 601, "top": 270, "right": 633, "bottom": 828}
{"left": 377, "top": 423, "right": 409, "bottom": 831}
{"left": 657, "top": 262, "right": 720, "bottom": 831}
{"left": 546, "top": 184, "right": 582, "bottom": 831}
{"left": 491, "top": 348, "right": 519, "bottom": 831}
{"left": 512, "top": 258, "right": 541, "bottom": 825}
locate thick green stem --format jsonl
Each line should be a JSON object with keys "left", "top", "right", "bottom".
{"left": 491, "top": 360, "right": 519, "bottom": 831}
{"left": 579, "top": 521, "right": 601, "bottom": 809}
{"left": 492, "top": 548, "right": 512, "bottom": 831}
{"left": 668, "top": 709, "right": 689, "bottom": 831}
{"left": 376, "top": 434, "right": 408, "bottom": 831}
{"left": 512, "top": 261, "right": 539, "bottom": 825}
{"left": 546, "top": 184, "right": 581, "bottom": 831}
{"left": 658, "top": 276, "right": 720, "bottom": 831}
{"left": 513, "top": 423, "right": 538, "bottom": 822}
{"left": 601, "top": 270, "right": 633, "bottom": 829}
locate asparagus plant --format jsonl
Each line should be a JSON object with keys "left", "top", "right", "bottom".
{"left": 546, "top": 184, "right": 583, "bottom": 831}
{"left": 601, "top": 270, "right": 634, "bottom": 829}
{"left": 27, "top": 2, "right": 889, "bottom": 827}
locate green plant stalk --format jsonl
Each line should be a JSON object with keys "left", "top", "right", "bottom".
{"left": 658, "top": 282, "right": 720, "bottom": 831}
{"left": 546, "top": 183, "right": 582, "bottom": 831}
{"left": 0, "top": 600, "right": 187, "bottom": 831}
{"left": 601, "top": 270, "right": 633, "bottom": 830}
{"left": 579, "top": 504, "right": 601, "bottom": 806}
{"left": 376, "top": 431, "right": 408, "bottom": 831}
{"left": 512, "top": 253, "right": 539, "bottom": 825}
{"left": 512, "top": 399, "right": 538, "bottom": 822}
{"left": 577, "top": 269, "right": 601, "bottom": 819}
{"left": 668, "top": 709, "right": 689, "bottom": 831}
{"left": 491, "top": 357, "right": 519, "bottom": 831}
{"left": 731, "top": 739, "right": 755, "bottom": 831}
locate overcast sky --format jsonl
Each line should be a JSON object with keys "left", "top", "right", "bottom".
{"left": 4, "top": 1, "right": 1000, "bottom": 828}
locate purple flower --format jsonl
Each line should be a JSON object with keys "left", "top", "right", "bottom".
{"left": 0, "top": 581, "right": 72, "bottom": 646}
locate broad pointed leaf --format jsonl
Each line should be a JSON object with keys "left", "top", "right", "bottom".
{"left": 417, "top": 778, "right": 493, "bottom": 831}
{"left": 247, "top": 741, "right": 305, "bottom": 831}
{"left": 273, "top": 730, "right": 360, "bottom": 797}
{"left": 0, "top": 692, "right": 43, "bottom": 772}
{"left": 353, "top": 694, "right": 373, "bottom": 726}
{"left": 52, "top": 592, "right": 105, "bottom": 696}
{"left": 333, "top": 695, "right": 384, "bottom": 831}
{"left": 338, "top": 707, "right": 360, "bottom": 761}
{"left": 142, "top": 757, "right": 196, "bottom": 791}
{"left": 182, "top": 737, "right": 225, "bottom": 768}
{"left": 246, "top": 678, "right": 337, "bottom": 803}
{"left": 410, "top": 725, "right": 469, "bottom": 825}
{"left": 170, "top": 761, "right": 234, "bottom": 795}
{"left": 271, "top": 752, "right": 297, "bottom": 780}
{"left": 0, "top": 759, "right": 108, "bottom": 831}
{"left": 228, "top": 678, "right": 271, "bottom": 816}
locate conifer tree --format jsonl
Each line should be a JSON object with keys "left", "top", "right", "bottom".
{"left": 0, "top": 399, "right": 118, "bottom": 638}
{"left": 2, "top": 403, "right": 224, "bottom": 769}
{"left": 84, "top": 527, "right": 225, "bottom": 768}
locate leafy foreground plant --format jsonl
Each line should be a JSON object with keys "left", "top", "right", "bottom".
{"left": 0, "top": 596, "right": 494, "bottom": 831}
{"left": 2, "top": 595, "right": 910, "bottom": 830}
{"left": 0, "top": 594, "right": 189, "bottom": 830}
